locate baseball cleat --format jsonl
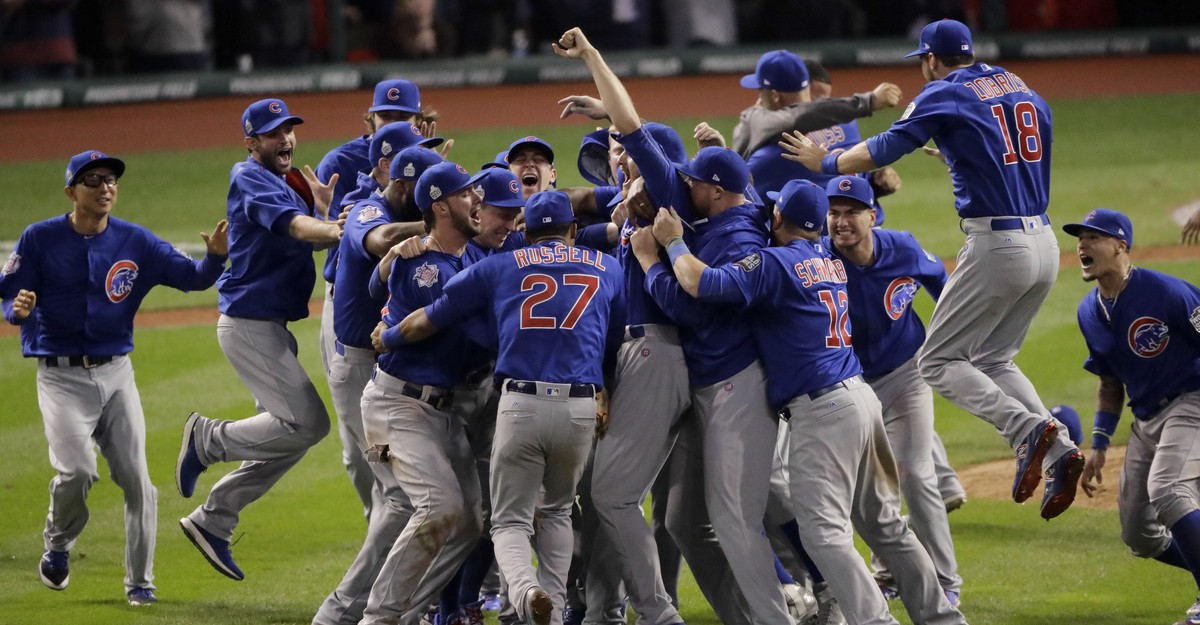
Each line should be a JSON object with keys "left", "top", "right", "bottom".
{"left": 461, "top": 599, "right": 485, "bottom": 625}
{"left": 176, "top": 412, "right": 208, "bottom": 498}
{"left": 813, "top": 583, "right": 847, "bottom": 625}
{"left": 945, "top": 589, "right": 961, "bottom": 609}
{"left": 562, "top": 607, "right": 584, "bottom": 625}
{"left": 524, "top": 586, "right": 552, "bottom": 625}
{"left": 878, "top": 583, "right": 899, "bottom": 601}
{"left": 1040, "top": 450, "right": 1086, "bottom": 520}
{"left": 1176, "top": 616, "right": 1200, "bottom": 625}
{"left": 1188, "top": 597, "right": 1200, "bottom": 617}
{"left": 943, "top": 492, "right": 967, "bottom": 513}
{"left": 783, "top": 582, "right": 818, "bottom": 625}
{"left": 1012, "top": 419, "right": 1058, "bottom": 503}
{"left": 480, "top": 592, "right": 501, "bottom": 612}
{"left": 127, "top": 587, "right": 158, "bottom": 606}
{"left": 38, "top": 550, "right": 69, "bottom": 590}
{"left": 180, "top": 517, "right": 244, "bottom": 580}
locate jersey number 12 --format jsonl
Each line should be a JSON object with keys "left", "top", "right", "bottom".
{"left": 818, "top": 290, "right": 852, "bottom": 348}
{"left": 520, "top": 273, "right": 599, "bottom": 330}
{"left": 990, "top": 101, "right": 1043, "bottom": 165}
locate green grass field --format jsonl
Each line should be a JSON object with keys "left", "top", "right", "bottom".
{"left": 1, "top": 91, "right": 1199, "bottom": 624}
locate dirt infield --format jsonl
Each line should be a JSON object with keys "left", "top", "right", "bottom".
{"left": 4, "top": 54, "right": 1200, "bottom": 162}
{"left": 960, "top": 445, "right": 1122, "bottom": 510}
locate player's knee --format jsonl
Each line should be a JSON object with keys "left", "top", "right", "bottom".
{"left": 1121, "top": 524, "right": 1166, "bottom": 559}
{"left": 54, "top": 470, "right": 97, "bottom": 494}
{"left": 299, "top": 418, "right": 331, "bottom": 447}
{"left": 1148, "top": 480, "right": 1200, "bottom": 527}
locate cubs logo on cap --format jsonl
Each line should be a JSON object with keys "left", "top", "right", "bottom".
{"left": 370, "top": 79, "right": 422, "bottom": 114}
{"left": 506, "top": 136, "right": 555, "bottom": 165}
{"left": 905, "top": 19, "right": 974, "bottom": 59}
{"left": 242, "top": 98, "right": 304, "bottom": 137}
{"left": 1062, "top": 208, "right": 1134, "bottom": 250}
{"left": 467, "top": 168, "right": 525, "bottom": 209}
{"left": 415, "top": 161, "right": 474, "bottom": 213}
{"left": 64, "top": 150, "right": 126, "bottom": 186}
{"left": 825, "top": 175, "right": 875, "bottom": 209}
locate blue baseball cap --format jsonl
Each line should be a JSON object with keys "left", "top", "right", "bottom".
{"left": 370, "top": 122, "right": 444, "bottom": 167}
{"left": 1049, "top": 405, "right": 1084, "bottom": 446}
{"left": 481, "top": 151, "right": 512, "bottom": 171}
{"left": 1062, "top": 208, "right": 1134, "bottom": 250}
{"left": 825, "top": 175, "right": 875, "bottom": 209}
{"left": 369, "top": 79, "right": 421, "bottom": 114}
{"left": 469, "top": 168, "right": 525, "bottom": 209}
{"left": 506, "top": 136, "right": 555, "bottom": 164}
{"left": 524, "top": 191, "right": 575, "bottom": 229}
{"left": 740, "top": 50, "right": 810, "bottom": 92}
{"left": 242, "top": 98, "right": 303, "bottom": 136}
{"left": 905, "top": 19, "right": 974, "bottom": 58}
{"left": 675, "top": 146, "right": 750, "bottom": 194}
{"left": 390, "top": 145, "right": 444, "bottom": 182}
{"left": 415, "top": 161, "right": 473, "bottom": 213}
{"left": 644, "top": 122, "right": 688, "bottom": 165}
{"left": 768, "top": 180, "right": 828, "bottom": 231}
{"left": 65, "top": 150, "right": 125, "bottom": 186}
{"left": 578, "top": 129, "right": 614, "bottom": 186}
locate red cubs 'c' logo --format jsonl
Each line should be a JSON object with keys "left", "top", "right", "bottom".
{"left": 106, "top": 260, "right": 139, "bottom": 303}
{"left": 883, "top": 277, "right": 919, "bottom": 320}
{"left": 410, "top": 124, "right": 422, "bottom": 135}
{"left": 90, "top": 152, "right": 102, "bottom": 160}
{"left": 268, "top": 101, "right": 282, "bottom": 113}
{"left": 838, "top": 178, "right": 853, "bottom": 191}
{"left": 508, "top": 180, "right": 520, "bottom": 194}
{"left": 456, "top": 164, "right": 468, "bottom": 174}
{"left": 387, "top": 87, "right": 400, "bottom": 101}
{"left": 1128, "top": 316, "right": 1169, "bottom": 358}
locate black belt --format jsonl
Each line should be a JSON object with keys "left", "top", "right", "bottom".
{"left": 401, "top": 382, "right": 453, "bottom": 410}
{"left": 989, "top": 214, "right": 1049, "bottom": 231}
{"left": 41, "top": 355, "right": 115, "bottom": 369}
{"left": 628, "top": 325, "right": 647, "bottom": 339}
{"left": 779, "top": 375, "right": 864, "bottom": 421}
{"left": 505, "top": 380, "right": 597, "bottom": 399}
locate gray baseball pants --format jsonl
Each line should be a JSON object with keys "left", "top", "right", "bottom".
{"left": 917, "top": 217, "right": 1075, "bottom": 467}
{"left": 932, "top": 432, "right": 966, "bottom": 503}
{"left": 187, "top": 315, "right": 331, "bottom": 539}
{"left": 38, "top": 355, "right": 156, "bottom": 593}
{"left": 785, "top": 379, "right": 965, "bottom": 625}
{"left": 358, "top": 370, "right": 483, "bottom": 625}
{"left": 1119, "top": 391, "right": 1200, "bottom": 558}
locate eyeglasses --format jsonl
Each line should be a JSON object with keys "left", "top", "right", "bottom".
{"left": 78, "top": 173, "right": 119, "bottom": 188}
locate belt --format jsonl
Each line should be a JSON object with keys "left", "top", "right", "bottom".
{"left": 505, "top": 380, "right": 597, "bottom": 399}
{"left": 989, "top": 214, "right": 1049, "bottom": 231}
{"left": 401, "top": 382, "right": 453, "bottom": 410}
{"left": 41, "top": 355, "right": 115, "bottom": 369}
{"left": 778, "top": 375, "right": 865, "bottom": 421}
{"left": 624, "top": 324, "right": 680, "bottom": 343}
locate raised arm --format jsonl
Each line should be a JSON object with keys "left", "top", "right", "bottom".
{"left": 553, "top": 28, "right": 641, "bottom": 136}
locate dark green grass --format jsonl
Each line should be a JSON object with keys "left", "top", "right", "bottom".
{"left": 2, "top": 260, "right": 1200, "bottom": 624}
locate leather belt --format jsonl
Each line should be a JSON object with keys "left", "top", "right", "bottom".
{"left": 401, "top": 382, "right": 453, "bottom": 410}
{"left": 989, "top": 214, "right": 1049, "bottom": 231}
{"left": 505, "top": 380, "right": 597, "bottom": 399}
{"left": 41, "top": 355, "right": 115, "bottom": 369}
{"left": 779, "top": 375, "right": 865, "bottom": 421}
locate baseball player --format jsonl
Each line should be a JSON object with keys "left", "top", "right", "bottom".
{"left": 555, "top": 28, "right": 763, "bottom": 625}
{"left": 392, "top": 190, "right": 625, "bottom": 625}
{"left": 505, "top": 136, "right": 556, "bottom": 199}
{"left": 1, "top": 150, "right": 228, "bottom": 606}
{"left": 175, "top": 98, "right": 343, "bottom": 580}
{"left": 633, "top": 181, "right": 968, "bottom": 625}
{"left": 352, "top": 160, "right": 485, "bottom": 625}
{"left": 311, "top": 145, "right": 445, "bottom": 625}
{"left": 821, "top": 175, "right": 962, "bottom": 605}
{"left": 731, "top": 49, "right": 902, "bottom": 201}
{"left": 1064, "top": 209, "right": 1200, "bottom": 625}
{"left": 780, "top": 18, "right": 1085, "bottom": 519}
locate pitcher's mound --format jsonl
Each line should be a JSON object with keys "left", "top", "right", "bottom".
{"left": 957, "top": 446, "right": 1122, "bottom": 511}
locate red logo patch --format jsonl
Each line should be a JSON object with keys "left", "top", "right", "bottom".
{"left": 268, "top": 101, "right": 282, "bottom": 113}
{"left": 1128, "top": 316, "right": 1169, "bottom": 358}
{"left": 105, "top": 260, "right": 139, "bottom": 303}
{"left": 387, "top": 87, "right": 400, "bottom": 101}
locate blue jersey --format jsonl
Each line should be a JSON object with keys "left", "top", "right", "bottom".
{"left": 1, "top": 215, "right": 224, "bottom": 357}
{"left": 218, "top": 156, "right": 316, "bottom": 322}
{"left": 867, "top": 63, "right": 1052, "bottom": 219}
{"left": 1078, "top": 268, "right": 1200, "bottom": 420}
{"left": 317, "top": 135, "right": 371, "bottom": 284}
{"left": 333, "top": 191, "right": 396, "bottom": 349}
{"left": 427, "top": 241, "right": 624, "bottom": 386}
{"left": 825, "top": 230, "right": 946, "bottom": 379}
{"left": 645, "top": 204, "right": 766, "bottom": 387}
{"left": 694, "top": 238, "right": 862, "bottom": 409}
{"left": 377, "top": 250, "right": 472, "bottom": 388}
{"left": 748, "top": 120, "right": 862, "bottom": 199}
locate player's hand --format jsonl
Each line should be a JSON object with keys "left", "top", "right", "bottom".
{"left": 1183, "top": 209, "right": 1200, "bottom": 246}
{"left": 393, "top": 235, "right": 428, "bottom": 260}
{"left": 338, "top": 203, "right": 353, "bottom": 224}
{"left": 370, "top": 321, "right": 390, "bottom": 353}
{"left": 552, "top": 27, "right": 594, "bottom": 59}
{"left": 1081, "top": 448, "right": 1106, "bottom": 498}
{"left": 418, "top": 120, "right": 455, "bottom": 158}
{"left": 871, "top": 167, "right": 902, "bottom": 196}
{"left": 922, "top": 145, "right": 950, "bottom": 168}
{"left": 625, "top": 178, "right": 656, "bottom": 222}
{"left": 870, "top": 83, "right": 903, "bottom": 110}
{"left": 10, "top": 289, "right": 36, "bottom": 320}
{"left": 610, "top": 198, "right": 628, "bottom": 228}
{"left": 651, "top": 207, "right": 684, "bottom": 246}
{"left": 595, "top": 389, "right": 610, "bottom": 438}
{"left": 558, "top": 95, "right": 609, "bottom": 121}
{"left": 303, "top": 166, "right": 339, "bottom": 219}
{"left": 201, "top": 219, "right": 230, "bottom": 257}
{"left": 693, "top": 122, "right": 726, "bottom": 149}
{"left": 629, "top": 227, "right": 660, "bottom": 266}
{"left": 778, "top": 130, "right": 827, "bottom": 171}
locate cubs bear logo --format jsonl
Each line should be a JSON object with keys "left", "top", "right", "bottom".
{"left": 106, "top": 260, "right": 139, "bottom": 303}
{"left": 1128, "top": 316, "right": 1169, "bottom": 358}
{"left": 268, "top": 101, "right": 282, "bottom": 113}
{"left": 358, "top": 205, "right": 384, "bottom": 224}
{"left": 413, "top": 262, "right": 439, "bottom": 288}
{"left": 883, "top": 277, "right": 918, "bottom": 320}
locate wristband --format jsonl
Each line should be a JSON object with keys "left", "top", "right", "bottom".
{"left": 820, "top": 153, "right": 841, "bottom": 176}
{"left": 1091, "top": 432, "right": 1111, "bottom": 452}
{"left": 381, "top": 324, "right": 407, "bottom": 350}
{"left": 666, "top": 238, "right": 691, "bottom": 265}
{"left": 1091, "top": 410, "right": 1120, "bottom": 450}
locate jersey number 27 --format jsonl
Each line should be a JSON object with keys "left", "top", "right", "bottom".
{"left": 520, "top": 273, "right": 599, "bottom": 330}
